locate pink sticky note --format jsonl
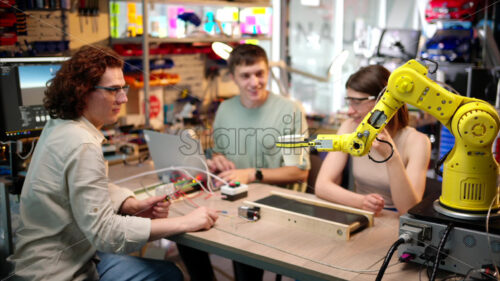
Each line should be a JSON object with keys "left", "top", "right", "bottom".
{"left": 246, "top": 16, "right": 256, "bottom": 25}
{"left": 169, "top": 19, "right": 177, "bottom": 28}
{"left": 168, "top": 7, "right": 177, "bottom": 18}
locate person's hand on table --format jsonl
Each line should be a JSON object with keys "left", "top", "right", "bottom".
{"left": 216, "top": 168, "right": 254, "bottom": 187}
{"left": 361, "top": 193, "right": 385, "bottom": 215}
{"left": 183, "top": 206, "right": 219, "bottom": 231}
{"left": 207, "top": 154, "right": 235, "bottom": 173}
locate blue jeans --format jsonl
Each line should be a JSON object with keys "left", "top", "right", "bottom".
{"left": 96, "top": 251, "right": 183, "bottom": 281}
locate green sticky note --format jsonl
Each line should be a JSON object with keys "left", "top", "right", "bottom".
{"left": 110, "top": 3, "right": 120, "bottom": 14}
{"left": 111, "top": 28, "right": 119, "bottom": 38}
{"left": 110, "top": 16, "right": 118, "bottom": 27}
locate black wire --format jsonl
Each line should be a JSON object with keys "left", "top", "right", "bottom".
{"left": 419, "top": 260, "right": 429, "bottom": 281}
{"left": 434, "top": 148, "right": 451, "bottom": 177}
{"left": 375, "top": 237, "right": 406, "bottom": 281}
{"left": 369, "top": 137, "right": 394, "bottom": 163}
{"left": 420, "top": 58, "right": 439, "bottom": 74}
{"left": 463, "top": 267, "right": 478, "bottom": 280}
{"left": 430, "top": 223, "right": 454, "bottom": 281}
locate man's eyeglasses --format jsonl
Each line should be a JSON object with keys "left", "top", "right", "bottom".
{"left": 344, "top": 96, "right": 376, "bottom": 107}
{"left": 95, "top": 85, "right": 130, "bottom": 96}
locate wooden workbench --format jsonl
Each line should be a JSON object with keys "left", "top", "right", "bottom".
{"left": 108, "top": 162, "right": 422, "bottom": 281}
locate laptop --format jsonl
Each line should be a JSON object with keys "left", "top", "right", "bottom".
{"left": 143, "top": 129, "right": 208, "bottom": 184}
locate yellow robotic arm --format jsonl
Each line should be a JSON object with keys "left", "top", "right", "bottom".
{"left": 312, "top": 88, "right": 404, "bottom": 157}
{"left": 278, "top": 59, "right": 500, "bottom": 218}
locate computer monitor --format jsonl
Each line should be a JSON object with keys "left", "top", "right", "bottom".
{"left": 0, "top": 57, "right": 68, "bottom": 141}
{"left": 377, "top": 28, "right": 421, "bottom": 60}
{"left": 143, "top": 129, "right": 207, "bottom": 183}
{"left": 466, "top": 67, "right": 498, "bottom": 106}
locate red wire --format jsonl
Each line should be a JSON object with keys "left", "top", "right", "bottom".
{"left": 178, "top": 190, "right": 200, "bottom": 208}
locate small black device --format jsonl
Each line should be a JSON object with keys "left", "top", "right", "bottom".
{"left": 255, "top": 169, "right": 263, "bottom": 182}
{"left": 238, "top": 206, "right": 260, "bottom": 221}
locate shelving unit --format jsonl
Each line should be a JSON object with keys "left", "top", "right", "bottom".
{"left": 108, "top": 0, "right": 274, "bottom": 126}
{"left": 110, "top": 0, "right": 270, "bottom": 7}
{"left": 110, "top": 35, "right": 271, "bottom": 44}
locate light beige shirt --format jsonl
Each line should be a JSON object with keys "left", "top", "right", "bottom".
{"left": 212, "top": 93, "right": 310, "bottom": 170}
{"left": 352, "top": 126, "right": 415, "bottom": 209}
{"left": 8, "top": 117, "right": 151, "bottom": 281}
{"left": 212, "top": 93, "right": 310, "bottom": 191}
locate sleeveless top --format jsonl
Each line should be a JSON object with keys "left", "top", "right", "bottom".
{"left": 351, "top": 126, "right": 416, "bottom": 209}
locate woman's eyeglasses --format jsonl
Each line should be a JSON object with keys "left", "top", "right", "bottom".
{"left": 94, "top": 85, "right": 130, "bottom": 96}
{"left": 344, "top": 96, "right": 376, "bottom": 107}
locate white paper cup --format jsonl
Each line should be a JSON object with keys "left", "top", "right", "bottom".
{"left": 278, "top": 134, "right": 305, "bottom": 166}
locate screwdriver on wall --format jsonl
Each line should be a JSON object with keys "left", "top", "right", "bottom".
{"left": 78, "top": 0, "right": 85, "bottom": 32}
{"left": 91, "top": 0, "right": 99, "bottom": 33}
{"left": 89, "top": 0, "right": 94, "bottom": 33}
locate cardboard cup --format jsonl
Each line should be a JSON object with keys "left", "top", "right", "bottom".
{"left": 278, "top": 134, "right": 305, "bottom": 166}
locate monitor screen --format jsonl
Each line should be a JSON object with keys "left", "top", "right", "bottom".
{"left": 0, "top": 58, "right": 67, "bottom": 141}
{"left": 377, "top": 29, "right": 421, "bottom": 60}
{"left": 18, "top": 64, "right": 60, "bottom": 106}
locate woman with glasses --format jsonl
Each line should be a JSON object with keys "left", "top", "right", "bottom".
{"left": 315, "top": 65, "right": 431, "bottom": 215}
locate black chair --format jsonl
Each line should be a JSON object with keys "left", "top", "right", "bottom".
{"left": 306, "top": 151, "right": 324, "bottom": 194}
{"left": 306, "top": 152, "right": 354, "bottom": 194}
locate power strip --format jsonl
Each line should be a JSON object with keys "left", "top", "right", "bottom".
{"left": 221, "top": 182, "right": 248, "bottom": 201}
{"left": 398, "top": 213, "right": 500, "bottom": 276}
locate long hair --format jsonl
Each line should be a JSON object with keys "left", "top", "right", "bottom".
{"left": 345, "top": 64, "right": 409, "bottom": 132}
{"left": 44, "top": 45, "right": 123, "bottom": 120}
